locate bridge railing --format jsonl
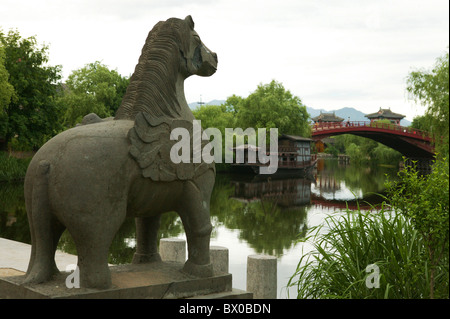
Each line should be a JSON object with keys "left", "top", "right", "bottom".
{"left": 312, "top": 121, "right": 432, "bottom": 140}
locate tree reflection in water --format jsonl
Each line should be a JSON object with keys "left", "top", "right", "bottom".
{"left": 219, "top": 174, "right": 310, "bottom": 257}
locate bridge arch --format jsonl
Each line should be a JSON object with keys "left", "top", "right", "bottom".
{"left": 312, "top": 121, "right": 435, "bottom": 159}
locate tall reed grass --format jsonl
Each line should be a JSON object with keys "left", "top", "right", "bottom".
{"left": 287, "top": 203, "right": 448, "bottom": 298}
{"left": 0, "top": 152, "right": 31, "bottom": 182}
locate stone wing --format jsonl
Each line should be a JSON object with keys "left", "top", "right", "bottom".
{"left": 128, "top": 112, "right": 214, "bottom": 182}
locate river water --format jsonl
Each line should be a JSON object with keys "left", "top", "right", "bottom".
{"left": 0, "top": 159, "right": 398, "bottom": 298}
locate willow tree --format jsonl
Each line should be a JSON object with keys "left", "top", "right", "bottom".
{"left": 407, "top": 52, "right": 449, "bottom": 157}
{"left": 59, "top": 61, "right": 129, "bottom": 127}
{"left": 229, "top": 80, "right": 310, "bottom": 137}
{"left": 0, "top": 45, "right": 15, "bottom": 147}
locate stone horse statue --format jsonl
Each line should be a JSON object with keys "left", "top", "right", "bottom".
{"left": 23, "top": 16, "right": 218, "bottom": 289}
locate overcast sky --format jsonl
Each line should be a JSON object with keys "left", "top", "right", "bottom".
{"left": 1, "top": 0, "right": 449, "bottom": 120}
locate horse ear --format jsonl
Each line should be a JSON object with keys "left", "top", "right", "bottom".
{"left": 185, "top": 15, "right": 195, "bottom": 30}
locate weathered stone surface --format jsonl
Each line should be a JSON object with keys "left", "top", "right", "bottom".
{"left": 160, "top": 238, "right": 186, "bottom": 263}
{"left": 210, "top": 246, "right": 229, "bottom": 274}
{"left": 247, "top": 255, "right": 277, "bottom": 299}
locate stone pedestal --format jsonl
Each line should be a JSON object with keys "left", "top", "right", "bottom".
{"left": 0, "top": 262, "right": 238, "bottom": 299}
{"left": 159, "top": 238, "right": 186, "bottom": 263}
{"left": 0, "top": 238, "right": 254, "bottom": 299}
{"left": 210, "top": 246, "right": 229, "bottom": 274}
{"left": 246, "top": 254, "right": 277, "bottom": 299}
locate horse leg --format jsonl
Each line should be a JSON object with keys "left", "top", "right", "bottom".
{"left": 74, "top": 234, "right": 112, "bottom": 289}
{"left": 132, "top": 215, "right": 162, "bottom": 263}
{"left": 24, "top": 160, "right": 66, "bottom": 284}
{"left": 71, "top": 206, "right": 127, "bottom": 289}
{"left": 178, "top": 176, "right": 214, "bottom": 278}
{"left": 25, "top": 215, "right": 65, "bottom": 284}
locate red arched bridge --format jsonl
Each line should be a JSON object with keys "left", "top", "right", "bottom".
{"left": 312, "top": 121, "right": 435, "bottom": 158}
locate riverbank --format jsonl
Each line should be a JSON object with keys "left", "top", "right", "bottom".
{"left": 289, "top": 157, "right": 449, "bottom": 299}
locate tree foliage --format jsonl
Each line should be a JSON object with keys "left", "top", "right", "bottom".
{"left": 407, "top": 52, "right": 449, "bottom": 156}
{"left": 192, "top": 103, "right": 235, "bottom": 131}
{"left": 329, "top": 134, "right": 402, "bottom": 165}
{"left": 410, "top": 113, "right": 434, "bottom": 132}
{"left": 0, "top": 29, "right": 62, "bottom": 150}
{"left": 228, "top": 80, "right": 310, "bottom": 137}
{"left": 0, "top": 46, "right": 15, "bottom": 114}
{"left": 0, "top": 30, "right": 131, "bottom": 151}
{"left": 59, "top": 61, "right": 129, "bottom": 127}
{"left": 0, "top": 46, "right": 15, "bottom": 142}
{"left": 386, "top": 158, "right": 449, "bottom": 298}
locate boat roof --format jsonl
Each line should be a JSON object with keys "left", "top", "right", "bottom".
{"left": 279, "top": 134, "right": 312, "bottom": 142}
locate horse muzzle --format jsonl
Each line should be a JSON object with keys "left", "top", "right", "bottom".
{"left": 196, "top": 44, "right": 218, "bottom": 77}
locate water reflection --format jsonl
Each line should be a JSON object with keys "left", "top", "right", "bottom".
{"left": 311, "top": 159, "right": 394, "bottom": 210}
{"left": 214, "top": 174, "right": 310, "bottom": 256}
{"left": 0, "top": 159, "right": 397, "bottom": 264}
{"left": 0, "top": 183, "right": 29, "bottom": 245}
{"left": 231, "top": 175, "right": 312, "bottom": 207}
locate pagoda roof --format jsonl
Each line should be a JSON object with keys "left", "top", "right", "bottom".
{"left": 311, "top": 112, "right": 344, "bottom": 122}
{"left": 365, "top": 108, "right": 405, "bottom": 119}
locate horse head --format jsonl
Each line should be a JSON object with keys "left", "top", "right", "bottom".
{"left": 180, "top": 15, "right": 218, "bottom": 78}
{"left": 115, "top": 15, "right": 218, "bottom": 120}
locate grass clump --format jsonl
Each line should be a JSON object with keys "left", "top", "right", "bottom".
{"left": 288, "top": 158, "right": 449, "bottom": 299}
{"left": 288, "top": 208, "right": 430, "bottom": 299}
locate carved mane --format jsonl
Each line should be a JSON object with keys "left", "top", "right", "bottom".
{"left": 115, "top": 17, "right": 215, "bottom": 182}
{"left": 114, "top": 18, "right": 192, "bottom": 120}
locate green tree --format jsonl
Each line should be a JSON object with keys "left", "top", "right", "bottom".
{"left": 407, "top": 52, "right": 449, "bottom": 156}
{"left": 192, "top": 103, "right": 235, "bottom": 131}
{"left": 346, "top": 142, "right": 364, "bottom": 163}
{"left": 410, "top": 114, "right": 434, "bottom": 132}
{"left": 334, "top": 135, "right": 373, "bottom": 162}
{"left": 332, "top": 134, "right": 401, "bottom": 165}
{"left": 229, "top": 80, "right": 310, "bottom": 137}
{"left": 0, "top": 46, "right": 15, "bottom": 114}
{"left": 0, "top": 46, "right": 15, "bottom": 142}
{"left": 371, "top": 143, "right": 402, "bottom": 164}
{"left": 60, "top": 61, "right": 129, "bottom": 127}
{"left": 0, "top": 29, "right": 63, "bottom": 150}
{"left": 192, "top": 103, "right": 235, "bottom": 167}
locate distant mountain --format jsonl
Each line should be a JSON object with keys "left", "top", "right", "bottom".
{"left": 307, "top": 106, "right": 366, "bottom": 122}
{"left": 188, "top": 100, "right": 226, "bottom": 109}
{"left": 188, "top": 101, "right": 411, "bottom": 126}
